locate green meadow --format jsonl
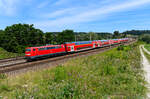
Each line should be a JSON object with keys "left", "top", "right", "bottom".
{"left": 0, "top": 43, "right": 147, "bottom": 99}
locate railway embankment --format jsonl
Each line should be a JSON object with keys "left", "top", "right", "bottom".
{"left": 0, "top": 47, "right": 23, "bottom": 59}
{"left": 0, "top": 43, "right": 147, "bottom": 98}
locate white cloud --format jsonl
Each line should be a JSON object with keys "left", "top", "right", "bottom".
{"left": 41, "top": 8, "right": 78, "bottom": 18}
{"left": 33, "top": 0, "right": 150, "bottom": 30}
{"left": 0, "top": 0, "right": 20, "bottom": 16}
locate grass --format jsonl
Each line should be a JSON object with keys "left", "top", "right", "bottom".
{"left": 144, "top": 44, "right": 150, "bottom": 52}
{"left": 0, "top": 47, "right": 24, "bottom": 59}
{"left": 143, "top": 44, "right": 150, "bottom": 62}
{"left": 0, "top": 43, "right": 147, "bottom": 99}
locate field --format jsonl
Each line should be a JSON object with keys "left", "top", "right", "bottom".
{"left": 0, "top": 47, "right": 23, "bottom": 59}
{"left": 0, "top": 43, "right": 147, "bottom": 98}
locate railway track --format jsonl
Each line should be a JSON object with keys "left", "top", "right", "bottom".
{"left": 0, "top": 57, "right": 26, "bottom": 68}
{"left": 0, "top": 40, "right": 136, "bottom": 75}
{"left": 0, "top": 56, "right": 25, "bottom": 62}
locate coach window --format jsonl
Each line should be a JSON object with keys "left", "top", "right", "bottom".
{"left": 33, "top": 49, "right": 36, "bottom": 51}
{"left": 26, "top": 49, "right": 31, "bottom": 52}
{"left": 39, "top": 48, "right": 45, "bottom": 51}
{"left": 52, "top": 47, "right": 55, "bottom": 49}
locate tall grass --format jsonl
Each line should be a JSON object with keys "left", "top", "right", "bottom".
{"left": 0, "top": 43, "right": 147, "bottom": 99}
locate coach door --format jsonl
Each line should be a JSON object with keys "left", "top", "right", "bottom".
{"left": 98, "top": 43, "right": 100, "bottom": 47}
{"left": 93, "top": 43, "right": 95, "bottom": 48}
{"left": 109, "top": 40, "right": 111, "bottom": 45}
{"left": 71, "top": 46, "right": 74, "bottom": 52}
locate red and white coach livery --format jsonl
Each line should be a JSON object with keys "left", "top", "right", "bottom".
{"left": 25, "top": 38, "right": 129, "bottom": 61}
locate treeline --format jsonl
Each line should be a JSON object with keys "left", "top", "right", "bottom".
{"left": 123, "top": 30, "right": 150, "bottom": 35}
{"left": 122, "top": 30, "right": 150, "bottom": 43}
{"left": 0, "top": 24, "right": 114, "bottom": 53}
{"left": 3, "top": 24, "right": 149, "bottom": 53}
{"left": 139, "top": 34, "right": 150, "bottom": 43}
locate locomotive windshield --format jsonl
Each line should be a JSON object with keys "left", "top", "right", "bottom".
{"left": 26, "top": 49, "right": 31, "bottom": 52}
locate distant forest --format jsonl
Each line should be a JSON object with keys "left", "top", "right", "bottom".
{"left": 123, "top": 30, "right": 150, "bottom": 35}
{"left": 0, "top": 23, "right": 149, "bottom": 53}
{"left": 122, "top": 30, "right": 150, "bottom": 44}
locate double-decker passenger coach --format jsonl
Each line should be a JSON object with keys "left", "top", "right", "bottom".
{"left": 25, "top": 38, "right": 129, "bottom": 61}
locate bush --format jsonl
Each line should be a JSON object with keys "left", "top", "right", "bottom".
{"left": 117, "top": 45, "right": 124, "bottom": 51}
{"left": 0, "top": 74, "right": 7, "bottom": 79}
{"left": 140, "top": 34, "right": 150, "bottom": 44}
{"left": 54, "top": 66, "right": 68, "bottom": 82}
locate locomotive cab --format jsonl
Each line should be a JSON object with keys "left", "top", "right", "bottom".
{"left": 25, "top": 48, "right": 31, "bottom": 56}
{"left": 25, "top": 48, "right": 35, "bottom": 61}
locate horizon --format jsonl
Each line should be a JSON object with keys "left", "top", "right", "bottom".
{"left": 0, "top": 0, "right": 150, "bottom": 32}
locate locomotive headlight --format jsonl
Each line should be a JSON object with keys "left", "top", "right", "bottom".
{"left": 26, "top": 54, "right": 31, "bottom": 55}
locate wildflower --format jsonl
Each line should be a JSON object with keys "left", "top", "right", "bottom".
{"left": 22, "top": 84, "right": 28, "bottom": 88}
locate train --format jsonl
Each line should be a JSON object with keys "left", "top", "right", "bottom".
{"left": 25, "top": 38, "right": 129, "bottom": 61}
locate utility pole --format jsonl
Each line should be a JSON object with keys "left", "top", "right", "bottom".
{"left": 75, "top": 33, "right": 77, "bottom": 41}
{"left": 90, "top": 33, "right": 92, "bottom": 41}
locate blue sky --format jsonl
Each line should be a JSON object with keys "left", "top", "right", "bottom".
{"left": 0, "top": 0, "right": 150, "bottom": 32}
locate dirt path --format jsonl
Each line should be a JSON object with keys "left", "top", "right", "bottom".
{"left": 140, "top": 45, "right": 150, "bottom": 98}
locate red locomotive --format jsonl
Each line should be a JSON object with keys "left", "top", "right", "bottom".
{"left": 25, "top": 38, "right": 129, "bottom": 61}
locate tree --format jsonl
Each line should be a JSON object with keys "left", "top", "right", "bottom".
{"left": 88, "top": 32, "right": 99, "bottom": 40}
{"left": 3, "top": 23, "right": 44, "bottom": 52}
{"left": 113, "top": 31, "right": 120, "bottom": 38}
{"left": 75, "top": 32, "right": 89, "bottom": 41}
{"left": 122, "top": 30, "right": 150, "bottom": 35}
{"left": 57, "top": 30, "right": 75, "bottom": 44}
{"left": 122, "top": 32, "right": 127, "bottom": 38}
{"left": 0, "top": 30, "right": 5, "bottom": 47}
{"left": 44, "top": 32, "right": 53, "bottom": 44}
{"left": 140, "top": 34, "right": 150, "bottom": 43}
{"left": 35, "top": 29, "right": 44, "bottom": 45}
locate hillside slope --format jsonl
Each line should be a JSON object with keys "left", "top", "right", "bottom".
{"left": 0, "top": 47, "right": 23, "bottom": 59}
